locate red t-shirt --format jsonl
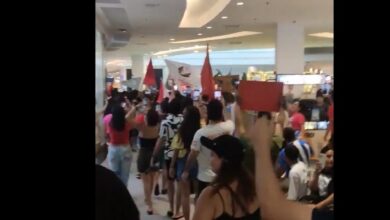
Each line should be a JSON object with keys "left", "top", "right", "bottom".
{"left": 290, "top": 112, "right": 305, "bottom": 131}
{"left": 104, "top": 114, "right": 132, "bottom": 145}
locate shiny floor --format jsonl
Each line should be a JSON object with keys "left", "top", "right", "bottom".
{"left": 101, "top": 152, "right": 195, "bottom": 220}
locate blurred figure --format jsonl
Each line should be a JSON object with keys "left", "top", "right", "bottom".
{"left": 151, "top": 98, "right": 184, "bottom": 217}
{"left": 134, "top": 109, "right": 160, "bottom": 215}
{"left": 96, "top": 165, "right": 139, "bottom": 220}
{"left": 103, "top": 103, "right": 137, "bottom": 186}
{"left": 170, "top": 106, "right": 201, "bottom": 220}
{"left": 251, "top": 115, "right": 333, "bottom": 220}
{"left": 308, "top": 149, "right": 334, "bottom": 207}
{"left": 182, "top": 99, "right": 235, "bottom": 200}
{"left": 289, "top": 100, "right": 306, "bottom": 134}
{"left": 284, "top": 145, "right": 308, "bottom": 201}
{"left": 192, "top": 135, "right": 260, "bottom": 220}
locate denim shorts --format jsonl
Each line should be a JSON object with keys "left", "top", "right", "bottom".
{"left": 175, "top": 157, "right": 198, "bottom": 181}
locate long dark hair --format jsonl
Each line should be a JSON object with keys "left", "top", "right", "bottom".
{"left": 177, "top": 106, "right": 201, "bottom": 150}
{"left": 211, "top": 160, "right": 256, "bottom": 211}
{"left": 146, "top": 108, "right": 160, "bottom": 127}
{"left": 110, "top": 105, "right": 126, "bottom": 131}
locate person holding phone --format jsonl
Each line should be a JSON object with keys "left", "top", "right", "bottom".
{"left": 308, "top": 149, "right": 334, "bottom": 206}
{"left": 251, "top": 114, "right": 333, "bottom": 220}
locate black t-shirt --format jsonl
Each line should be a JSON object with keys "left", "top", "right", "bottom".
{"left": 96, "top": 165, "right": 139, "bottom": 220}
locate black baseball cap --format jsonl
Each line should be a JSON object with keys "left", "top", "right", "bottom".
{"left": 200, "top": 135, "right": 246, "bottom": 163}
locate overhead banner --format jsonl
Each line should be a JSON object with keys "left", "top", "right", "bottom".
{"left": 165, "top": 59, "right": 202, "bottom": 89}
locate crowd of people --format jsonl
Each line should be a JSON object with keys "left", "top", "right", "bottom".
{"left": 95, "top": 87, "right": 334, "bottom": 220}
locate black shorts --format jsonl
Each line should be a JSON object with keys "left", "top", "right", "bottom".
{"left": 137, "top": 147, "right": 153, "bottom": 173}
{"left": 196, "top": 180, "right": 210, "bottom": 199}
{"left": 137, "top": 138, "right": 158, "bottom": 173}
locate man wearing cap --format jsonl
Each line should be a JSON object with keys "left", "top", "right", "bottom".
{"left": 181, "top": 99, "right": 235, "bottom": 199}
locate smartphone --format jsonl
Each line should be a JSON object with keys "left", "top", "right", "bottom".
{"left": 318, "top": 153, "right": 326, "bottom": 169}
{"left": 214, "top": 91, "right": 221, "bottom": 99}
{"left": 155, "top": 104, "right": 161, "bottom": 112}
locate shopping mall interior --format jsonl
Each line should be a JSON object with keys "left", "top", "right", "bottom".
{"left": 95, "top": 0, "right": 333, "bottom": 220}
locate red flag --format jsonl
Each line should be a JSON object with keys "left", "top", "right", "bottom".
{"left": 200, "top": 44, "right": 215, "bottom": 100}
{"left": 143, "top": 59, "right": 156, "bottom": 87}
{"left": 157, "top": 81, "right": 164, "bottom": 103}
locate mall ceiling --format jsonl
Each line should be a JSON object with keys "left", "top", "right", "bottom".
{"left": 96, "top": 0, "right": 333, "bottom": 62}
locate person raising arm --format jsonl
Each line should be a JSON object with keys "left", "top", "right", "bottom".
{"left": 251, "top": 113, "right": 331, "bottom": 220}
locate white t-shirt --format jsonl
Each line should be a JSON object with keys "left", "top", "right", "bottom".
{"left": 287, "top": 161, "right": 308, "bottom": 201}
{"left": 318, "top": 174, "right": 332, "bottom": 197}
{"left": 191, "top": 120, "right": 235, "bottom": 182}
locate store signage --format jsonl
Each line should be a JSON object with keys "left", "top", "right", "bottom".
{"left": 276, "top": 74, "right": 324, "bottom": 85}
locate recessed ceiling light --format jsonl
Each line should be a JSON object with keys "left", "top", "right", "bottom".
{"left": 221, "top": 16, "right": 228, "bottom": 19}
{"left": 194, "top": 50, "right": 199, "bottom": 53}
{"left": 237, "top": 2, "right": 244, "bottom": 6}
{"left": 206, "top": 26, "right": 212, "bottom": 29}
{"left": 197, "top": 33, "right": 203, "bottom": 36}
{"left": 170, "top": 38, "right": 175, "bottom": 41}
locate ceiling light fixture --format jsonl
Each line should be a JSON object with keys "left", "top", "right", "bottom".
{"left": 221, "top": 16, "right": 228, "bottom": 19}
{"left": 170, "top": 31, "right": 262, "bottom": 44}
{"left": 170, "top": 38, "right": 175, "bottom": 41}
{"left": 308, "top": 32, "right": 333, "bottom": 39}
{"left": 206, "top": 26, "right": 212, "bottom": 29}
{"left": 237, "top": 2, "right": 244, "bottom": 6}
{"left": 153, "top": 45, "right": 208, "bottom": 56}
{"left": 194, "top": 50, "right": 199, "bottom": 53}
{"left": 179, "top": 0, "right": 231, "bottom": 28}
{"left": 197, "top": 33, "right": 203, "bottom": 36}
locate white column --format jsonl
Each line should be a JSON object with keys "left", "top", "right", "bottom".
{"left": 96, "top": 30, "right": 105, "bottom": 109}
{"left": 131, "top": 54, "right": 147, "bottom": 90}
{"left": 276, "top": 22, "right": 305, "bottom": 98}
{"left": 276, "top": 22, "right": 304, "bottom": 74}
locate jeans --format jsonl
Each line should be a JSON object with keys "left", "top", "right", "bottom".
{"left": 107, "top": 144, "right": 132, "bottom": 186}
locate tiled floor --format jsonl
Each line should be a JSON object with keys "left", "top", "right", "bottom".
{"left": 101, "top": 152, "right": 195, "bottom": 220}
